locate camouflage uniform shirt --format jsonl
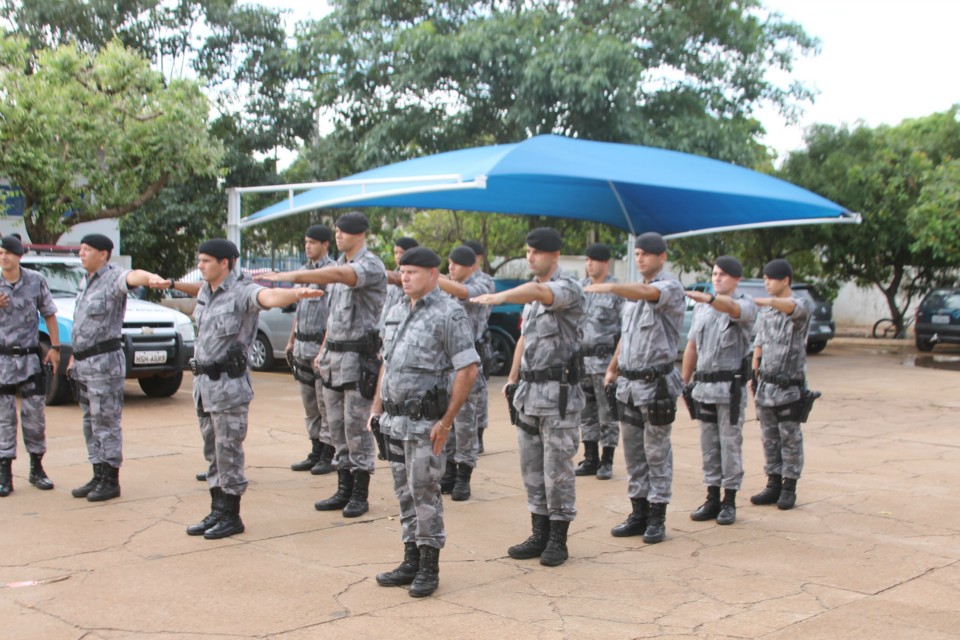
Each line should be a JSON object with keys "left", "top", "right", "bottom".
{"left": 0, "top": 268, "right": 57, "bottom": 385}
{"left": 688, "top": 293, "right": 758, "bottom": 404}
{"left": 753, "top": 296, "right": 813, "bottom": 407}
{"left": 292, "top": 255, "right": 336, "bottom": 361}
{"left": 580, "top": 275, "right": 622, "bottom": 375}
{"left": 72, "top": 263, "right": 131, "bottom": 381}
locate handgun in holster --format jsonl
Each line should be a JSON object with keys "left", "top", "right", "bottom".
{"left": 729, "top": 357, "right": 751, "bottom": 424}
{"left": 798, "top": 388, "right": 821, "bottom": 423}
{"left": 370, "top": 414, "right": 387, "bottom": 461}
{"left": 604, "top": 382, "right": 619, "bottom": 420}
{"left": 505, "top": 382, "right": 519, "bottom": 426}
{"left": 285, "top": 350, "right": 295, "bottom": 370}
{"left": 682, "top": 383, "right": 698, "bottom": 420}
{"left": 224, "top": 342, "right": 247, "bottom": 378}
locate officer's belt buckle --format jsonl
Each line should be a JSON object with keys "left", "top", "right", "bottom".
{"left": 403, "top": 398, "right": 422, "bottom": 421}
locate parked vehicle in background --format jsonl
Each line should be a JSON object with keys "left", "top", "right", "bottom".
{"left": 250, "top": 302, "right": 295, "bottom": 371}
{"left": 21, "top": 251, "right": 196, "bottom": 404}
{"left": 487, "top": 278, "right": 525, "bottom": 376}
{"left": 914, "top": 287, "right": 960, "bottom": 352}
{"left": 686, "top": 279, "right": 835, "bottom": 354}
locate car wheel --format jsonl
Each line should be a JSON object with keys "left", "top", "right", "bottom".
{"left": 806, "top": 340, "right": 828, "bottom": 354}
{"left": 249, "top": 332, "right": 275, "bottom": 371}
{"left": 488, "top": 329, "right": 515, "bottom": 377}
{"left": 138, "top": 371, "right": 184, "bottom": 397}
{"left": 916, "top": 336, "right": 935, "bottom": 352}
{"left": 39, "top": 341, "right": 74, "bottom": 406}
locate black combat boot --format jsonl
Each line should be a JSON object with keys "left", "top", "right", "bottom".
{"left": 777, "top": 477, "right": 797, "bottom": 510}
{"left": 717, "top": 489, "right": 737, "bottom": 525}
{"left": 596, "top": 446, "right": 615, "bottom": 480}
{"left": 477, "top": 427, "right": 485, "bottom": 454}
{"left": 315, "top": 469, "right": 354, "bottom": 511}
{"left": 643, "top": 502, "right": 667, "bottom": 544}
{"left": 690, "top": 486, "right": 721, "bottom": 521}
{"left": 451, "top": 462, "right": 473, "bottom": 501}
{"left": 611, "top": 497, "right": 648, "bottom": 537}
{"left": 539, "top": 520, "right": 570, "bottom": 567}
{"left": 72, "top": 463, "right": 102, "bottom": 498}
{"left": 87, "top": 464, "right": 120, "bottom": 502}
{"left": 408, "top": 545, "right": 440, "bottom": 597}
{"left": 574, "top": 441, "right": 599, "bottom": 476}
{"left": 187, "top": 487, "right": 224, "bottom": 536}
{"left": 204, "top": 493, "right": 245, "bottom": 539}
{"left": 310, "top": 442, "right": 336, "bottom": 475}
{"left": 439, "top": 459, "right": 457, "bottom": 494}
{"left": 28, "top": 453, "right": 54, "bottom": 490}
{"left": 0, "top": 458, "right": 12, "bottom": 497}
{"left": 750, "top": 474, "right": 782, "bottom": 505}
{"left": 376, "top": 542, "right": 420, "bottom": 587}
{"left": 291, "top": 438, "right": 322, "bottom": 471}
{"left": 343, "top": 470, "right": 370, "bottom": 518}
{"left": 508, "top": 513, "right": 551, "bottom": 559}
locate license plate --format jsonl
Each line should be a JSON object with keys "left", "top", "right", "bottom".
{"left": 819, "top": 326, "right": 832, "bottom": 333}
{"left": 135, "top": 350, "right": 167, "bottom": 365}
{"left": 932, "top": 315, "right": 951, "bottom": 324}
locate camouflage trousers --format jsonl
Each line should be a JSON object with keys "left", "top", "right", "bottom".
{"left": 698, "top": 400, "right": 745, "bottom": 490}
{"left": 444, "top": 374, "right": 485, "bottom": 467}
{"left": 755, "top": 404, "right": 804, "bottom": 480}
{"left": 517, "top": 410, "right": 579, "bottom": 522}
{"left": 578, "top": 373, "right": 620, "bottom": 447}
{"left": 77, "top": 376, "right": 124, "bottom": 468}
{"left": 389, "top": 432, "right": 446, "bottom": 550}
{"left": 322, "top": 386, "right": 376, "bottom": 474}
{"left": 297, "top": 362, "right": 330, "bottom": 444}
{"left": 0, "top": 393, "right": 46, "bottom": 458}
{"left": 620, "top": 403, "right": 673, "bottom": 504}
{"left": 477, "top": 374, "right": 489, "bottom": 431}
{"left": 199, "top": 404, "right": 249, "bottom": 496}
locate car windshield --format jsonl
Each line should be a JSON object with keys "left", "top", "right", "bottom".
{"left": 921, "top": 290, "right": 960, "bottom": 311}
{"left": 21, "top": 262, "right": 84, "bottom": 295}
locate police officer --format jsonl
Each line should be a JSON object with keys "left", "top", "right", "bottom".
{"left": 379, "top": 237, "right": 418, "bottom": 329}
{"left": 576, "top": 243, "right": 623, "bottom": 480}
{"left": 372, "top": 247, "right": 479, "bottom": 598}
{"left": 587, "top": 232, "right": 684, "bottom": 544}
{"left": 262, "top": 211, "right": 386, "bottom": 517}
{"left": 166, "top": 239, "right": 324, "bottom": 539}
{"left": 69, "top": 234, "right": 169, "bottom": 502}
{"left": 681, "top": 256, "right": 757, "bottom": 525}
{"left": 471, "top": 228, "right": 584, "bottom": 567}
{"left": 436, "top": 245, "right": 494, "bottom": 501}
{"left": 749, "top": 258, "right": 814, "bottom": 511}
{"left": 463, "top": 240, "right": 495, "bottom": 453}
{"left": 285, "top": 224, "right": 337, "bottom": 475}
{"left": 0, "top": 235, "right": 60, "bottom": 496}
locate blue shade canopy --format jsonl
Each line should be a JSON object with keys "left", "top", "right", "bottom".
{"left": 244, "top": 135, "right": 856, "bottom": 237}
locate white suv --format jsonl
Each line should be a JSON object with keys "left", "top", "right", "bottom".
{"left": 21, "top": 253, "right": 196, "bottom": 404}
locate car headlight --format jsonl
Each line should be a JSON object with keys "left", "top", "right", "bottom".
{"left": 177, "top": 318, "right": 197, "bottom": 343}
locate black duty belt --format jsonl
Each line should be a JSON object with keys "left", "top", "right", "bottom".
{"left": 0, "top": 345, "right": 41, "bottom": 357}
{"left": 759, "top": 372, "right": 805, "bottom": 389}
{"left": 620, "top": 363, "right": 674, "bottom": 382}
{"left": 519, "top": 365, "right": 565, "bottom": 383}
{"left": 74, "top": 338, "right": 123, "bottom": 361}
{"left": 296, "top": 331, "right": 325, "bottom": 343}
{"left": 382, "top": 398, "right": 433, "bottom": 421}
{"left": 694, "top": 369, "right": 738, "bottom": 383}
{"left": 582, "top": 344, "right": 615, "bottom": 358}
{"left": 325, "top": 339, "right": 368, "bottom": 353}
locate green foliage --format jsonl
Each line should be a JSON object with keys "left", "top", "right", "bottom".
{"left": 0, "top": 36, "right": 223, "bottom": 244}
{"left": 910, "top": 158, "right": 960, "bottom": 263}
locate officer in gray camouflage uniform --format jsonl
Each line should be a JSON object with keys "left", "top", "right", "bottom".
{"left": 681, "top": 256, "right": 757, "bottom": 525}
{"left": 436, "top": 245, "right": 494, "bottom": 501}
{"left": 165, "top": 239, "right": 324, "bottom": 540}
{"left": 472, "top": 228, "right": 584, "bottom": 567}
{"left": 463, "top": 240, "right": 495, "bottom": 453}
{"left": 372, "top": 246, "right": 479, "bottom": 598}
{"left": 587, "top": 232, "right": 684, "bottom": 544}
{"left": 262, "top": 211, "right": 386, "bottom": 518}
{"left": 69, "top": 234, "right": 168, "bottom": 503}
{"left": 576, "top": 243, "right": 622, "bottom": 481}
{"left": 749, "top": 258, "right": 814, "bottom": 511}
{"left": 0, "top": 235, "right": 60, "bottom": 496}
{"left": 285, "top": 224, "right": 337, "bottom": 475}
{"left": 379, "top": 237, "right": 418, "bottom": 330}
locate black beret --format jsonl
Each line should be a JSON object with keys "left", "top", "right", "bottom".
{"left": 763, "top": 258, "right": 793, "bottom": 281}
{"left": 584, "top": 243, "right": 611, "bottom": 261}
{"left": 526, "top": 227, "right": 563, "bottom": 252}
{"left": 81, "top": 233, "right": 114, "bottom": 252}
{"left": 634, "top": 232, "right": 667, "bottom": 254}
{"left": 449, "top": 245, "right": 477, "bottom": 267}
{"left": 714, "top": 255, "right": 744, "bottom": 278}
{"left": 463, "top": 240, "right": 485, "bottom": 256}
{"left": 335, "top": 211, "right": 369, "bottom": 234}
{"left": 399, "top": 246, "right": 441, "bottom": 268}
{"left": 394, "top": 237, "right": 419, "bottom": 250}
{"left": 306, "top": 224, "right": 332, "bottom": 243}
{"left": 198, "top": 239, "right": 240, "bottom": 260}
{"left": 1, "top": 235, "right": 24, "bottom": 256}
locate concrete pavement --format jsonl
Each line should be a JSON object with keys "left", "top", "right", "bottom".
{"left": 2, "top": 339, "right": 959, "bottom": 639}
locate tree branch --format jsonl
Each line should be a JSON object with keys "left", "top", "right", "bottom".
{"left": 93, "top": 174, "right": 170, "bottom": 219}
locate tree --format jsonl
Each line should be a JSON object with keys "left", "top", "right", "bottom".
{"left": 777, "top": 108, "right": 960, "bottom": 336}
{"left": 0, "top": 36, "right": 223, "bottom": 244}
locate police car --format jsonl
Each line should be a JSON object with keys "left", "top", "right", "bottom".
{"left": 21, "top": 250, "right": 196, "bottom": 404}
